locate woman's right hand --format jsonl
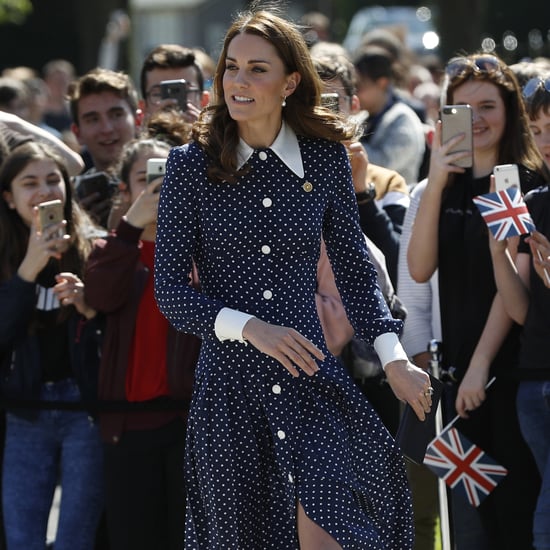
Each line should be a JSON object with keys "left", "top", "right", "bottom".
{"left": 17, "top": 208, "right": 69, "bottom": 283}
{"left": 242, "top": 318, "right": 325, "bottom": 377}
{"left": 427, "top": 121, "right": 470, "bottom": 190}
{"left": 124, "top": 179, "right": 161, "bottom": 229}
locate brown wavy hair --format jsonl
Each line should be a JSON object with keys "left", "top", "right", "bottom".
{"left": 192, "top": 7, "right": 357, "bottom": 183}
{"left": 443, "top": 53, "right": 548, "bottom": 178}
{"left": 0, "top": 141, "right": 96, "bottom": 282}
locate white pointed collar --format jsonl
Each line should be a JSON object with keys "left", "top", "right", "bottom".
{"left": 236, "top": 121, "right": 304, "bottom": 178}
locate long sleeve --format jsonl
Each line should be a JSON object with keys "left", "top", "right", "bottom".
{"left": 397, "top": 180, "right": 441, "bottom": 358}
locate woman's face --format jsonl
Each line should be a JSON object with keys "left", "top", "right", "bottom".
{"left": 127, "top": 149, "right": 168, "bottom": 204}
{"left": 452, "top": 80, "right": 506, "bottom": 157}
{"left": 529, "top": 108, "right": 550, "bottom": 170}
{"left": 2, "top": 159, "right": 66, "bottom": 227}
{"left": 222, "top": 32, "right": 299, "bottom": 137}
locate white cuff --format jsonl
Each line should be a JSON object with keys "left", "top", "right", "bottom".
{"left": 374, "top": 332, "right": 408, "bottom": 371}
{"left": 214, "top": 307, "right": 255, "bottom": 343}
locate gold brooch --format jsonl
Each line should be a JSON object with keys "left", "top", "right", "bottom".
{"left": 302, "top": 181, "right": 313, "bottom": 192}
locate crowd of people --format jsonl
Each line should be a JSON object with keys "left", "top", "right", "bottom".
{"left": 0, "top": 2, "right": 550, "bottom": 549}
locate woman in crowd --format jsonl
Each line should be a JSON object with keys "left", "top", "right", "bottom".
{"left": 408, "top": 53, "right": 547, "bottom": 548}
{"left": 0, "top": 141, "right": 104, "bottom": 550}
{"left": 85, "top": 137, "right": 200, "bottom": 550}
{"left": 488, "top": 71, "right": 550, "bottom": 550}
{"left": 154, "top": 6, "right": 431, "bottom": 550}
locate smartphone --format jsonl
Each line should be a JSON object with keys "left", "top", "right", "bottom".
{"left": 494, "top": 164, "right": 520, "bottom": 191}
{"left": 146, "top": 158, "right": 167, "bottom": 192}
{"left": 320, "top": 92, "right": 340, "bottom": 113}
{"left": 38, "top": 199, "right": 64, "bottom": 239}
{"left": 75, "top": 171, "right": 116, "bottom": 202}
{"left": 160, "top": 79, "right": 188, "bottom": 112}
{"left": 441, "top": 104, "right": 473, "bottom": 168}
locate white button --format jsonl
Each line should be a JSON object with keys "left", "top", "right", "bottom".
{"left": 263, "top": 290, "right": 273, "bottom": 300}
{"left": 277, "top": 430, "right": 286, "bottom": 440}
{"left": 288, "top": 473, "right": 294, "bottom": 483}
{"left": 272, "top": 384, "right": 281, "bottom": 394}
{"left": 262, "top": 198, "right": 272, "bottom": 207}
{"left": 259, "top": 151, "right": 268, "bottom": 161}
{"left": 261, "top": 245, "right": 271, "bottom": 255}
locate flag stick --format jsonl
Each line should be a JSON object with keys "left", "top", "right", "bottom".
{"left": 428, "top": 341, "right": 452, "bottom": 550}
{"left": 535, "top": 249, "right": 550, "bottom": 286}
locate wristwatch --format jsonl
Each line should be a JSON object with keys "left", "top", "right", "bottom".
{"left": 356, "top": 182, "right": 376, "bottom": 205}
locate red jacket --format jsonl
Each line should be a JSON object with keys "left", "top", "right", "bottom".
{"left": 84, "top": 219, "right": 201, "bottom": 443}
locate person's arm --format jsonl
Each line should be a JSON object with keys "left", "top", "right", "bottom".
{"left": 398, "top": 180, "right": 441, "bottom": 361}
{"left": 315, "top": 239, "right": 355, "bottom": 357}
{"left": 0, "top": 110, "right": 84, "bottom": 177}
{"left": 407, "top": 121, "right": 470, "bottom": 282}
{"left": 84, "top": 219, "right": 142, "bottom": 313}
{"left": 455, "top": 293, "right": 514, "bottom": 417}
{"left": 489, "top": 237, "right": 530, "bottom": 323}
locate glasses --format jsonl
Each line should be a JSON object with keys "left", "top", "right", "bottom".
{"left": 145, "top": 85, "right": 201, "bottom": 105}
{"left": 522, "top": 77, "right": 550, "bottom": 99}
{"left": 445, "top": 55, "right": 503, "bottom": 81}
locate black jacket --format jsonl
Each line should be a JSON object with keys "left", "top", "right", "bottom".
{"left": 0, "top": 273, "right": 103, "bottom": 419}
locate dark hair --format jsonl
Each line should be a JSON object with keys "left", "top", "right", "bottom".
{"left": 442, "top": 53, "right": 546, "bottom": 174}
{"left": 143, "top": 109, "right": 193, "bottom": 147}
{"left": 310, "top": 42, "right": 357, "bottom": 97}
{"left": 192, "top": 7, "right": 356, "bottom": 184}
{"left": 353, "top": 45, "right": 396, "bottom": 82}
{"left": 67, "top": 68, "right": 138, "bottom": 126}
{"left": 522, "top": 73, "right": 550, "bottom": 122}
{"left": 0, "top": 141, "right": 94, "bottom": 281}
{"left": 117, "top": 137, "right": 171, "bottom": 185}
{"left": 140, "top": 44, "right": 204, "bottom": 99}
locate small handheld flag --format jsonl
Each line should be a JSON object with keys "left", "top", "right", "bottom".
{"left": 424, "top": 427, "right": 508, "bottom": 507}
{"left": 473, "top": 187, "right": 535, "bottom": 240}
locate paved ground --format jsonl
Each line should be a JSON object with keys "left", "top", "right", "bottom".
{"left": 46, "top": 485, "right": 61, "bottom": 545}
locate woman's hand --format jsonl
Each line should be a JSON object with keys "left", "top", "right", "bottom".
{"left": 124, "top": 179, "right": 162, "bottom": 229}
{"left": 17, "top": 208, "right": 69, "bottom": 283}
{"left": 385, "top": 360, "right": 432, "bottom": 421}
{"left": 54, "top": 272, "right": 96, "bottom": 319}
{"left": 345, "top": 141, "right": 369, "bottom": 193}
{"left": 527, "top": 230, "right": 550, "bottom": 288}
{"left": 455, "top": 358, "right": 490, "bottom": 418}
{"left": 427, "top": 121, "right": 469, "bottom": 190}
{"left": 242, "top": 318, "right": 325, "bottom": 378}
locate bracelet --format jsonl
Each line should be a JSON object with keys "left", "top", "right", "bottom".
{"left": 355, "top": 182, "right": 376, "bottom": 205}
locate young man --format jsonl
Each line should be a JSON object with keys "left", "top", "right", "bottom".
{"left": 68, "top": 68, "right": 140, "bottom": 228}
{"left": 139, "top": 44, "right": 209, "bottom": 124}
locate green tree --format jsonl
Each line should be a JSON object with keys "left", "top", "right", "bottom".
{"left": 0, "top": 0, "right": 32, "bottom": 24}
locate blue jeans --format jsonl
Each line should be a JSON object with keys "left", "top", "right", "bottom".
{"left": 2, "top": 379, "right": 104, "bottom": 550}
{"left": 517, "top": 381, "right": 550, "bottom": 550}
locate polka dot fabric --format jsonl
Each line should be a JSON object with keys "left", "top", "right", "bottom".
{"left": 154, "top": 136, "right": 414, "bottom": 549}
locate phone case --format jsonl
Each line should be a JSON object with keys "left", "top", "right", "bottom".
{"left": 494, "top": 164, "right": 520, "bottom": 191}
{"left": 160, "top": 79, "right": 188, "bottom": 112}
{"left": 38, "top": 199, "right": 64, "bottom": 238}
{"left": 146, "top": 158, "right": 167, "bottom": 187}
{"left": 441, "top": 104, "right": 473, "bottom": 168}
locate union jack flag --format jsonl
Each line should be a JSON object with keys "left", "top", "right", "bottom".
{"left": 424, "top": 427, "right": 508, "bottom": 507}
{"left": 473, "top": 187, "right": 535, "bottom": 240}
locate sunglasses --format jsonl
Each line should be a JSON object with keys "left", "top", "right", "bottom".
{"left": 522, "top": 77, "right": 550, "bottom": 99}
{"left": 445, "top": 55, "right": 503, "bottom": 81}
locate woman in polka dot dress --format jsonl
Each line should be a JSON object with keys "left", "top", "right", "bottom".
{"left": 154, "top": 7, "right": 432, "bottom": 550}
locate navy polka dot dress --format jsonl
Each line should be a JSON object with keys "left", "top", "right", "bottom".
{"left": 154, "top": 132, "right": 414, "bottom": 549}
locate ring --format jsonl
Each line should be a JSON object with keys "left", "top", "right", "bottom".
{"left": 424, "top": 387, "right": 434, "bottom": 397}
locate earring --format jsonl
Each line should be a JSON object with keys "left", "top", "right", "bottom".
{"left": 281, "top": 95, "right": 287, "bottom": 107}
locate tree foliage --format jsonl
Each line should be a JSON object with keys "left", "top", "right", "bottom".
{"left": 0, "top": 0, "right": 33, "bottom": 25}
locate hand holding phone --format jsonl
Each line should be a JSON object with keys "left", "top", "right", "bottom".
{"left": 160, "top": 79, "right": 188, "bottom": 112}
{"left": 38, "top": 199, "right": 65, "bottom": 240}
{"left": 494, "top": 164, "right": 520, "bottom": 191}
{"left": 146, "top": 158, "right": 167, "bottom": 192}
{"left": 441, "top": 104, "right": 473, "bottom": 168}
